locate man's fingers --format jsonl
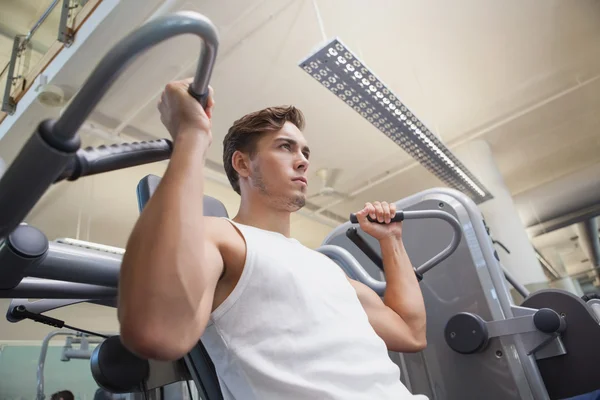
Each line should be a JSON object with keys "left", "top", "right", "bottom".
{"left": 373, "top": 201, "right": 384, "bottom": 222}
{"left": 363, "top": 202, "right": 375, "bottom": 220}
{"left": 382, "top": 202, "right": 391, "bottom": 224}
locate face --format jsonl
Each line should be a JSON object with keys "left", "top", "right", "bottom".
{"left": 237, "top": 121, "right": 310, "bottom": 212}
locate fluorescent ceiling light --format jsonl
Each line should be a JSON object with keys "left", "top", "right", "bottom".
{"left": 299, "top": 38, "right": 493, "bottom": 204}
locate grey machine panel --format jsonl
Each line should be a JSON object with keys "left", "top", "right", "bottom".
{"left": 322, "top": 188, "right": 545, "bottom": 400}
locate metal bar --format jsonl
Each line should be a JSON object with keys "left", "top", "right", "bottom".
{"left": 29, "top": 241, "right": 121, "bottom": 288}
{"left": 1, "top": 35, "right": 22, "bottom": 114}
{"left": 54, "top": 11, "right": 219, "bottom": 141}
{"left": 6, "top": 299, "right": 87, "bottom": 322}
{"left": 404, "top": 210, "right": 462, "bottom": 275}
{"left": 501, "top": 263, "right": 531, "bottom": 298}
{"left": 37, "top": 330, "right": 75, "bottom": 400}
{"left": 62, "top": 348, "right": 94, "bottom": 360}
{"left": 1, "top": 278, "right": 117, "bottom": 299}
{"left": 58, "top": 0, "right": 73, "bottom": 44}
{"left": 28, "top": 0, "right": 62, "bottom": 44}
{"left": 5, "top": 298, "right": 116, "bottom": 323}
{"left": 317, "top": 245, "right": 386, "bottom": 296}
{"left": 486, "top": 315, "right": 537, "bottom": 338}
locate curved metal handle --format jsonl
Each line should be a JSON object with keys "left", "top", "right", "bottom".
{"left": 404, "top": 210, "right": 462, "bottom": 275}
{"left": 54, "top": 11, "right": 219, "bottom": 141}
{"left": 327, "top": 210, "right": 462, "bottom": 295}
{"left": 317, "top": 245, "right": 386, "bottom": 295}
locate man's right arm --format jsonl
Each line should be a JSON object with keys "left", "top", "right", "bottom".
{"left": 118, "top": 81, "right": 221, "bottom": 361}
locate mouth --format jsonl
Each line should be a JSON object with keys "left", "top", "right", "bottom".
{"left": 292, "top": 177, "right": 308, "bottom": 186}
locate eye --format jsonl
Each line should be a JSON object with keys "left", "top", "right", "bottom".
{"left": 280, "top": 143, "right": 292, "bottom": 150}
{"left": 303, "top": 152, "right": 310, "bottom": 160}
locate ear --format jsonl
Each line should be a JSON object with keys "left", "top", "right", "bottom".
{"left": 232, "top": 150, "right": 251, "bottom": 178}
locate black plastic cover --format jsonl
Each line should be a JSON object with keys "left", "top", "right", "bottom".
{"left": 445, "top": 312, "right": 489, "bottom": 354}
{"left": 91, "top": 335, "right": 150, "bottom": 393}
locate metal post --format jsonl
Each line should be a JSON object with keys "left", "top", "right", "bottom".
{"left": 58, "top": 0, "right": 75, "bottom": 45}
{"left": 1, "top": 35, "right": 23, "bottom": 114}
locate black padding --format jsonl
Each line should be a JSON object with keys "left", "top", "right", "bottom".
{"left": 91, "top": 336, "right": 149, "bottom": 393}
{"left": 522, "top": 289, "right": 600, "bottom": 399}
{"left": 136, "top": 174, "right": 229, "bottom": 218}
{"left": 444, "top": 312, "right": 489, "bottom": 354}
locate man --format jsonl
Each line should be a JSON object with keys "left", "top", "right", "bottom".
{"left": 50, "top": 390, "right": 74, "bottom": 400}
{"left": 118, "top": 78, "right": 428, "bottom": 399}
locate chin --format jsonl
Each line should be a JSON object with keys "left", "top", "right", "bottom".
{"left": 285, "top": 195, "right": 306, "bottom": 211}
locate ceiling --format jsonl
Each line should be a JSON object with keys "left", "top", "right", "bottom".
{"left": 0, "top": 0, "right": 599, "bottom": 283}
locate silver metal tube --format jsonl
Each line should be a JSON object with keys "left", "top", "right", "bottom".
{"left": 27, "top": 0, "right": 61, "bottom": 43}
{"left": 29, "top": 241, "right": 122, "bottom": 288}
{"left": 320, "top": 209, "right": 461, "bottom": 295}
{"left": 62, "top": 348, "right": 94, "bottom": 359}
{"left": 37, "top": 330, "right": 76, "bottom": 400}
{"left": 501, "top": 262, "right": 531, "bottom": 298}
{"left": 54, "top": 11, "right": 218, "bottom": 140}
{"left": 1, "top": 277, "right": 117, "bottom": 299}
{"left": 317, "top": 245, "right": 386, "bottom": 296}
{"left": 403, "top": 210, "right": 462, "bottom": 275}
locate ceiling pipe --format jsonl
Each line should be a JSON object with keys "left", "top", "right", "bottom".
{"left": 576, "top": 218, "right": 600, "bottom": 268}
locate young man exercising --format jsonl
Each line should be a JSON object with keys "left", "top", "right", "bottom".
{"left": 118, "top": 78, "right": 428, "bottom": 399}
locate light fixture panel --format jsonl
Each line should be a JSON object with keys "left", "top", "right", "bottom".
{"left": 299, "top": 38, "right": 493, "bottom": 203}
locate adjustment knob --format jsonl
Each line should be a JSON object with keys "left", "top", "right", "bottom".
{"left": 533, "top": 308, "right": 566, "bottom": 334}
{"left": 445, "top": 313, "right": 489, "bottom": 354}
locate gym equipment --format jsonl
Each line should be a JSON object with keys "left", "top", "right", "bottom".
{"left": 1, "top": 8, "right": 598, "bottom": 400}
{"left": 323, "top": 188, "right": 600, "bottom": 400}
{"left": 0, "top": 9, "right": 221, "bottom": 398}
{"left": 36, "top": 330, "right": 106, "bottom": 400}
{"left": 0, "top": 10, "right": 218, "bottom": 242}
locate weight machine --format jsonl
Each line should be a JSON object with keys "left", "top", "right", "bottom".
{"left": 0, "top": 10, "right": 599, "bottom": 400}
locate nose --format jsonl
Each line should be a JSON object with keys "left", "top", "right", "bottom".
{"left": 295, "top": 153, "right": 309, "bottom": 172}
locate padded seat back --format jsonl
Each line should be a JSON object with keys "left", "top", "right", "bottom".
{"left": 521, "top": 289, "right": 600, "bottom": 399}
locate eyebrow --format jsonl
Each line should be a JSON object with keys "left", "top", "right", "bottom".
{"left": 275, "top": 137, "right": 310, "bottom": 156}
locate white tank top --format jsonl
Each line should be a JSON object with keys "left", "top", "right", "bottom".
{"left": 201, "top": 219, "right": 427, "bottom": 400}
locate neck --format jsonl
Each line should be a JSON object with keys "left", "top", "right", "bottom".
{"left": 233, "top": 194, "right": 292, "bottom": 237}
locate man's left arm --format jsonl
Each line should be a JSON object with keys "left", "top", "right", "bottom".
{"left": 348, "top": 201, "right": 427, "bottom": 353}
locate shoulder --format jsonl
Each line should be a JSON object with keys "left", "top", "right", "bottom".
{"left": 204, "top": 216, "right": 246, "bottom": 278}
{"left": 204, "top": 217, "right": 246, "bottom": 251}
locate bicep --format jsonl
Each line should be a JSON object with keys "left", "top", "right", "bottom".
{"left": 347, "top": 277, "right": 423, "bottom": 353}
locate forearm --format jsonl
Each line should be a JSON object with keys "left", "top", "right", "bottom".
{"left": 380, "top": 237, "right": 426, "bottom": 339}
{"left": 118, "top": 131, "right": 211, "bottom": 335}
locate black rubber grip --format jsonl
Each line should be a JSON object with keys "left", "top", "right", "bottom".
{"left": 349, "top": 211, "right": 404, "bottom": 224}
{"left": 188, "top": 86, "right": 209, "bottom": 108}
{"left": 56, "top": 139, "right": 173, "bottom": 182}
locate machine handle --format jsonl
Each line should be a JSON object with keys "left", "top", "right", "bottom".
{"left": 0, "top": 11, "right": 218, "bottom": 240}
{"left": 56, "top": 139, "right": 172, "bottom": 182}
{"left": 347, "top": 209, "right": 462, "bottom": 284}
{"left": 55, "top": 11, "right": 218, "bottom": 140}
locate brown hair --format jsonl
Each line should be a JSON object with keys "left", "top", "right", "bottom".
{"left": 223, "top": 106, "right": 305, "bottom": 195}
{"left": 51, "top": 390, "right": 74, "bottom": 400}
